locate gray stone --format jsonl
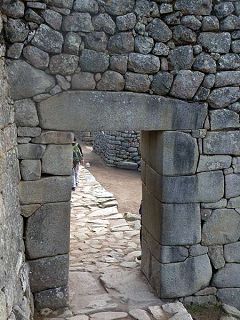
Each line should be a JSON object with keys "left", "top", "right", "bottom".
{"left": 2, "top": 1, "right": 25, "bottom": 18}
{"left": 135, "top": 36, "right": 154, "bottom": 54}
{"left": 198, "top": 32, "right": 231, "bottom": 53}
{"left": 108, "top": 32, "right": 134, "bottom": 53}
{"left": 46, "top": 0, "right": 73, "bottom": 9}
{"left": 217, "top": 289, "right": 240, "bottom": 310}
{"left": 232, "top": 40, "right": 240, "bottom": 53}
{"left": 29, "top": 254, "right": 69, "bottom": 292}
{"left": 97, "top": 71, "right": 125, "bottom": 91}
{"left": 26, "top": 202, "right": 70, "bottom": 259}
{"left": 25, "top": 8, "right": 44, "bottom": 24}
{"left": 8, "top": 60, "right": 55, "bottom": 100}
{"left": 72, "top": 72, "right": 96, "bottom": 90}
{"left": 42, "top": 9, "right": 63, "bottom": 30}
{"left": 159, "top": 255, "right": 212, "bottom": 298}
{"left": 204, "top": 132, "right": 240, "bottom": 156}
{"left": 189, "top": 244, "right": 208, "bottom": 257}
{"left": 125, "top": 73, "right": 150, "bottom": 93}
{"left": 226, "top": 174, "right": 240, "bottom": 198}
{"left": 18, "top": 127, "right": 41, "bottom": 137}
{"left": 173, "top": 25, "right": 196, "bottom": 44}
{"left": 197, "top": 155, "right": 232, "bottom": 172}
{"left": 195, "top": 287, "right": 217, "bottom": 296}
{"left": 7, "top": 43, "right": 24, "bottom": 59}
{"left": 117, "top": 162, "right": 138, "bottom": 170}
{"left": 208, "top": 87, "right": 240, "bottom": 109}
{"left": 193, "top": 53, "right": 216, "bottom": 73}
{"left": 181, "top": 15, "right": 201, "bottom": 31}
{"left": 228, "top": 197, "right": 240, "bottom": 208}
{"left": 116, "top": 13, "right": 136, "bottom": 31}
{"left": 129, "top": 309, "right": 151, "bottom": 320}
{"left": 110, "top": 55, "right": 128, "bottom": 74}
{"left": 208, "top": 246, "right": 225, "bottom": 269}
{"left": 14, "top": 99, "right": 39, "bottom": 127}
{"left": 171, "top": 70, "right": 204, "bottom": 100}
{"left": 218, "top": 54, "right": 240, "bottom": 70}
{"left": 18, "top": 144, "right": 46, "bottom": 160}
{"left": 92, "top": 13, "right": 116, "bottom": 35}
{"left": 38, "top": 91, "right": 207, "bottom": 131}
{"left": 103, "top": 0, "right": 135, "bottom": 15}
{"left": 42, "top": 144, "right": 72, "bottom": 175}
{"left": 32, "top": 131, "right": 73, "bottom": 144}
{"left": 64, "top": 32, "right": 82, "bottom": 55}
{"left": 23, "top": 45, "right": 49, "bottom": 70}
{"left": 32, "top": 24, "right": 63, "bottom": 53}
{"left": 160, "top": 246, "right": 189, "bottom": 263}
{"left": 62, "top": 13, "right": 94, "bottom": 32}
{"left": 20, "top": 160, "right": 41, "bottom": 181}
{"left": 229, "top": 102, "right": 240, "bottom": 113}
{"left": 222, "top": 304, "right": 240, "bottom": 319}
{"left": 213, "top": 264, "right": 240, "bottom": 288}
{"left": 49, "top": 54, "right": 79, "bottom": 75}
{"left": 224, "top": 242, "right": 240, "bottom": 263}
{"left": 21, "top": 204, "right": 41, "bottom": 218}
{"left": 202, "top": 74, "right": 215, "bottom": 89}
{"left": 73, "top": 0, "right": 98, "bottom": 13}
{"left": 80, "top": 50, "right": 109, "bottom": 72}
{"left": 153, "top": 42, "right": 169, "bottom": 56}
{"left": 50, "top": 85, "right": 62, "bottom": 95}
{"left": 210, "top": 109, "right": 239, "bottom": 130}
{"left": 85, "top": 32, "right": 108, "bottom": 52}
{"left": 215, "top": 71, "right": 240, "bottom": 87}
{"left": 202, "top": 16, "right": 219, "bottom": 31}
{"left": 169, "top": 46, "right": 194, "bottom": 70}
{"left": 146, "top": 19, "right": 172, "bottom": 43}
{"left": 19, "top": 176, "right": 72, "bottom": 204}
{"left": 5, "top": 18, "right": 29, "bottom": 43}
{"left": 202, "top": 209, "right": 240, "bottom": 245}
{"left": 151, "top": 72, "right": 173, "bottom": 96}
{"left": 221, "top": 15, "right": 240, "bottom": 31}
{"left": 175, "top": 0, "right": 212, "bottom": 15}
{"left": 128, "top": 53, "right": 160, "bottom": 74}
{"left": 214, "top": 2, "right": 234, "bottom": 19}
{"left": 194, "top": 87, "right": 210, "bottom": 101}
{"left": 34, "top": 286, "right": 68, "bottom": 310}
{"left": 56, "top": 75, "right": 71, "bottom": 91}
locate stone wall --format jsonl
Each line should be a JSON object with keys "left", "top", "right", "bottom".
{"left": 93, "top": 131, "right": 141, "bottom": 169}
{"left": 1, "top": 0, "right": 240, "bottom": 312}
{"left": 0, "top": 12, "right": 33, "bottom": 320}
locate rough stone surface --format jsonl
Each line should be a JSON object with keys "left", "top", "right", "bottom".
{"left": 146, "top": 19, "right": 172, "bottom": 43}
{"left": 62, "top": 13, "right": 94, "bottom": 32}
{"left": 204, "top": 132, "right": 240, "bottom": 155}
{"left": 34, "top": 286, "right": 68, "bottom": 310}
{"left": 14, "top": 99, "right": 39, "bottom": 127}
{"left": 32, "top": 131, "right": 73, "bottom": 144}
{"left": 42, "top": 144, "right": 72, "bottom": 175}
{"left": 103, "top": 0, "right": 135, "bottom": 16}
{"left": 217, "top": 289, "right": 240, "bottom": 310}
{"left": 18, "top": 144, "right": 46, "bottom": 160}
{"left": 224, "top": 242, "right": 240, "bottom": 263}
{"left": 128, "top": 53, "right": 160, "bottom": 74}
{"left": 80, "top": 50, "right": 109, "bottom": 72}
{"left": 213, "top": 264, "right": 240, "bottom": 288}
{"left": 20, "top": 160, "right": 41, "bottom": 181}
{"left": 72, "top": 72, "right": 96, "bottom": 90}
{"left": 49, "top": 54, "right": 79, "bottom": 75}
{"left": 198, "top": 32, "right": 231, "bottom": 53}
{"left": 125, "top": 73, "right": 150, "bottom": 93}
{"left": 32, "top": 24, "right": 63, "bottom": 53}
{"left": 108, "top": 32, "right": 134, "bottom": 53}
{"left": 210, "top": 109, "right": 239, "bottom": 130}
{"left": 175, "top": 0, "right": 212, "bottom": 15}
{"left": 97, "top": 71, "right": 125, "bottom": 91}
{"left": 208, "top": 245, "right": 225, "bottom": 269}
{"left": 151, "top": 72, "right": 173, "bottom": 96}
{"left": 197, "top": 155, "right": 232, "bottom": 172}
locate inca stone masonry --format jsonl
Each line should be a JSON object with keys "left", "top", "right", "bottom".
{"left": 1, "top": 0, "right": 240, "bottom": 317}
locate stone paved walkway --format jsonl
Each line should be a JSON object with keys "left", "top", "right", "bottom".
{"left": 39, "top": 167, "right": 193, "bottom": 320}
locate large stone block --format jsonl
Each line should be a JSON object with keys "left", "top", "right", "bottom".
{"left": 34, "top": 286, "right": 68, "bottom": 310}
{"left": 198, "top": 32, "right": 231, "bottom": 53}
{"left": 42, "top": 144, "right": 72, "bottom": 175}
{"left": 108, "top": 32, "right": 134, "bottom": 53}
{"left": 7, "top": 60, "right": 55, "bottom": 100}
{"left": 212, "top": 263, "right": 240, "bottom": 288}
{"left": 103, "top": 0, "right": 135, "bottom": 15}
{"left": 197, "top": 155, "right": 232, "bottom": 172}
{"left": 226, "top": 174, "right": 240, "bottom": 198}
{"left": 49, "top": 54, "right": 79, "bottom": 75}
{"left": 80, "top": 49, "right": 109, "bottom": 72}
{"left": 14, "top": 99, "right": 39, "bottom": 127}
{"left": 26, "top": 202, "right": 70, "bottom": 259}
{"left": 202, "top": 209, "right": 240, "bottom": 245}
{"left": 208, "top": 87, "right": 240, "bottom": 109}
{"left": 32, "top": 24, "right": 63, "bottom": 53}
{"left": 159, "top": 255, "right": 212, "bottom": 298}
{"left": 217, "top": 289, "right": 240, "bottom": 310}
{"left": 18, "top": 144, "right": 46, "bottom": 160}
{"left": 175, "top": 0, "right": 212, "bottom": 15}
{"left": 38, "top": 91, "right": 207, "bottom": 131}
{"left": 32, "top": 131, "right": 74, "bottom": 144}
{"left": 224, "top": 242, "right": 240, "bottom": 263}
{"left": 20, "top": 160, "right": 41, "bottom": 181}
{"left": 210, "top": 109, "right": 239, "bottom": 130}
{"left": 62, "top": 13, "right": 93, "bottom": 32}
{"left": 29, "top": 254, "right": 69, "bottom": 292}
{"left": 204, "top": 132, "right": 240, "bottom": 155}
{"left": 19, "top": 176, "right": 72, "bottom": 204}
{"left": 128, "top": 53, "right": 160, "bottom": 74}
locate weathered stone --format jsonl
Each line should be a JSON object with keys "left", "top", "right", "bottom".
{"left": 193, "top": 53, "right": 216, "bottom": 73}
{"left": 169, "top": 46, "right": 194, "bottom": 70}
{"left": 197, "top": 155, "right": 232, "bottom": 172}
{"left": 208, "top": 87, "right": 240, "bottom": 109}
{"left": 160, "top": 246, "right": 189, "bottom": 263}
{"left": 222, "top": 304, "right": 240, "bottom": 319}
{"left": 56, "top": 75, "right": 71, "bottom": 91}
{"left": 215, "top": 71, "right": 240, "bottom": 87}
{"left": 85, "top": 32, "right": 108, "bottom": 52}
{"left": 42, "top": 144, "right": 72, "bottom": 175}
{"left": 228, "top": 196, "right": 240, "bottom": 208}
{"left": 232, "top": 40, "right": 240, "bottom": 53}
{"left": 173, "top": 25, "right": 196, "bottom": 44}
{"left": 49, "top": 54, "right": 79, "bottom": 75}
{"left": 20, "top": 160, "right": 41, "bottom": 181}
{"left": 103, "top": 0, "right": 135, "bottom": 16}
{"left": 226, "top": 174, "right": 240, "bottom": 198}
{"left": 116, "top": 13, "right": 136, "bottom": 31}
{"left": 159, "top": 255, "right": 212, "bottom": 298}
{"left": 97, "top": 71, "right": 125, "bottom": 91}
{"left": 91, "top": 312, "right": 129, "bottom": 320}
{"left": 32, "top": 131, "right": 73, "bottom": 144}
{"left": 25, "top": 8, "right": 44, "bottom": 24}
{"left": 73, "top": 0, "right": 98, "bottom": 13}
{"left": 7, "top": 43, "right": 24, "bottom": 59}
{"left": 171, "top": 70, "right": 204, "bottom": 100}
{"left": 92, "top": 13, "right": 116, "bottom": 35}
{"left": 210, "top": 109, "right": 239, "bottom": 130}
{"left": 213, "top": 264, "right": 240, "bottom": 288}
{"left": 108, "top": 32, "right": 134, "bottom": 53}
{"left": 181, "top": 15, "right": 201, "bottom": 31}
{"left": 125, "top": 73, "right": 150, "bottom": 93}
{"left": 151, "top": 72, "right": 173, "bottom": 95}
{"left": 29, "top": 254, "right": 69, "bottom": 292}
{"left": 5, "top": 18, "right": 29, "bottom": 43}
{"left": 34, "top": 286, "right": 68, "bottom": 310}
{"left": 14, "top": 99, "right": 39, "bottom": 127}
{"left": 146, "top": 19, "right": 172, "bottom": 42}
{"left": 32, "top": 24, "right": 63, "bottom": 53}
{"left": 229, "top": 102, "right": 240, "bottom": 113}
{"left": 175, "top": 0, "right": 212, "bottom": 15}
{"left": 2, "top": 1, "right": 25, "bottom": 18}
{"left": 198, "top": 32, "right": 231, "bottom": 53}
{"left": 117, "top": 161, "right": 138, "bottom": 170}
{"left": 18, "top": 127, "right": 41, "bottom": 137}
{"left": 42, "top": 9, "right": 63, "bottom": 30}
{"left": 50, "top": 85, "right": 62, "bottom": 95}
{"left": 202, "top": 74, "right": 215, "bottom": 89}
{"left": 64, "top": 32, "right": 82, "bottom": 55}
{"left": 62, "top": 13, "right": 94, "bottom": 32}
{"left": 153, "top": 42, "right": 169, "bottom": 56}
{"left": 128, "top": 53, "right": 160, "bottom": 74}
{"left": 38, "top": 91, "right": 207, "bottom": 131}
{"left": 46, "top": 0, "right": 73, "bottom": 9}
{"left": 72, "top": 72, "right": 96, "bottom": 90}
{"left": 189, "top": 244, "right": 208, "bottom": 257}
{"left": 135, "top": 36, "right": 154, "bottom": 54}
{"left": 148, "top": 306, "right": 167, "bottom": 319}
{"left": 204, "top": 132, "right": 240, "bottom": 155}
{"left": 224, "top": 242, "right": 240, "bottom": 263}
{"left": 21, "top": 204, "right": 41, "bottom": 218}
{"left": 221, "top": 15, "right": 240, "bottom": 31}
{"left": 18, "top": 144, "right": 46, "bottom": 160}
{"left": 202, "top": 209, "right": 240, "bottom": 245}
{"left": 19, "top": 176, "right": 72, "bottom": 204}
{"left": 214, "top": 2, "right": 234, "bottom": 19}
{"left": 23, "top": 45, "right": 49, "bottom": 70}
{"left": 218, "top": 54, "right": 240, "bottom": 70}
{"left": 129, "top": 309, "right": 151, "bottom": 320}
{"left": 80, "top": 49, "right": 109, "bottom": 72}
{"left": 202, "top": 16, "right": 219, "bottom": 31}
{"left": 217, "top": 289, "right": 240, "bottom": 310}
{"left": 26, "top": 202, "right": 70, "bottom": 259}
{"left": 8, "top": 60, "right": 55, "bottom": 100}
{"left": 208, "top": 245, "right": 225, "bottom": 269}
{"left": 110, "top": 55, "right": 128, "bottom": 74}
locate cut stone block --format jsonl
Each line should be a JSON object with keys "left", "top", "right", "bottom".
{"left": 225, "top": 174, "right": 240, "bottom": 198}
{"left": 224, "top": 242, "right": 240, "bottom": 263}
{"left": 32, "top": 131, "right": 74, "bottom": 144}
{"left": 197, "top": 155, "right": 232, "bottom": 172}
{"left": 210, "top": 109, "right": 239, "bottom": 130}
{"left": 18, "top": 144, "right": 46, "bottom": 160}
{"left": 204, "top": 132, "right": 240, "bottom": 155}
{"left": 217, "top": 289, "right": 240, "bottom": 310}
{"left": 18, "top": 127, "right": 41, "bottom": 137}
{"left": 34, "top": 286, "right": 68, "bottom": 310}
{"left": 20, "top": 160, "right": 41, "bottom": 181}
{"left": 14, "top": 99, "right": 39, "bottom": 127}
{"left": 212, "top": 263, "right": 240, "bottom": 288}
{"left": 42, "top": 144, "right": 72, "bottom": 175}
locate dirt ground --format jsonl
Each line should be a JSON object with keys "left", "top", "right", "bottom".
{"left": 82, "top": 145, "right": 142, "bottom": 214}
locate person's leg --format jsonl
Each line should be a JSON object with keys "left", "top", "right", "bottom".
{"left": 72, "top": 167, "right": 76, "bottom": 191}
{"left": 75, "top": 163, "right": 80, "bottom": 186}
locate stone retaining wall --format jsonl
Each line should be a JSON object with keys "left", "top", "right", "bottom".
{"left": 93, "top": 131, "right": 141, "bottom": 169}
{"left": 1, "top": 0, "right": 240, "bottom": 313}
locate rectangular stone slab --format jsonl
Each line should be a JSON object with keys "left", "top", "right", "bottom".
{"left": 38, "top": 91, "right": 207, "bottom": 131}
